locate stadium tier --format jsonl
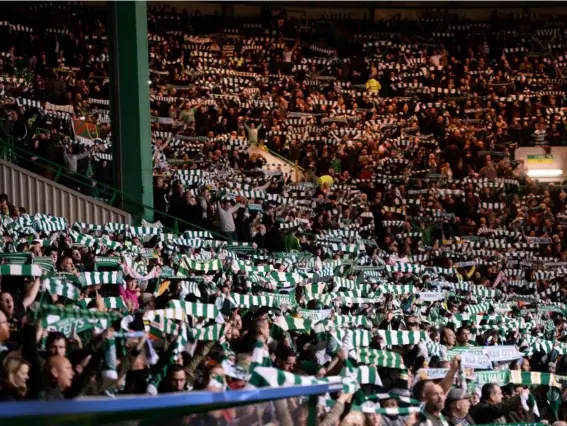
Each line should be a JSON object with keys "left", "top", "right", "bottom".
{"left": 1, "top": 2, "right": 567, "bottom": 426}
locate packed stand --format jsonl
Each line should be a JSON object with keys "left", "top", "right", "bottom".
{"left": 0, "top": 2, "right": 112, "bottom": 194}
{"left": 1, "top": 3, "right": 567, "bottom": 426}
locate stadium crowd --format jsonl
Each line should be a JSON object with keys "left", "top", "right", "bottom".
{"left": 2, "top": 3, "right": 567, "bottom": 426}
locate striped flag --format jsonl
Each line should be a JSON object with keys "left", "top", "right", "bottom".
{"left": 334, "top": 277, "right": 358, "bottom": 291}
{"left": 70, "top": 230, "right": 97, "bottom": 247}
{"left": 0, "top": 252, "right": 31, "bottom": 264}
{"left": 351, "top": 366, "right": 383, "bottom": 386}
{"left": 167, "top": 300, "right": 223, "bottom": 323}
{"left": 376, "top": 284, "right": 417, "bottom": 295}
{"left": 143, "top": 308, "right": 186, "bottom": 322}
{"left": 332, "top": 315, "right": 371, "bottom": 329}
{"left": 126, "top": 226, "right": 161, "bottom": 238}
{"left": 228, "top": 294, "right": 279, "bottom": 308}
{"left": 34, "top": 257, "right": 56, "bottom": 273}
{"left": 43, "top": 278, "right": 80, "bottom": 301}
{"left": 465, "top": 302, "right": 492, "bottom": 314}
{"left": 377, "top": 330, "right": 426, "bottom": 346}
{"left": 144, "top": 315, "right": 180, "bottom": 341}
{"left": 303, "top": 283, "right": 328, "bottom": 301}
{"left": 250, "top": 340, "right": 272, "bottom": 372}
{"left": 94, "top": 256, "right": 122, "bottom": 269}
{"left": 249, "top": 366, "right": 342, "bottom": 388}
{"left": 273, "top": 316, "right": 312, "bottom": 333}
{"left": 73, "top": 222, "right": 104, "bottom": 232}
{"left": 355, "top": 403, "right": 421, "bottom": 416}
{"left": 83, "top": 297, "right": 127, "bottom": 311}
{"left": 104, "top": 223, "right": 128, "bottom": 234}
{"left": 79, "top": 272, "right": 124, "bottom": 287}
{"left": 183, "top": 230, "right": 213, "bottom": 239}
{"left": 178, "top": 257, "right": 223, "bottom": 275}
{"left": 355, "top": 348, "right": 405, "bottom": 369}
{"left": 335, "top": 329, "right": 372, "bottom": 347}
{"left": 510, "top": 371, "right": 560, "bottom": 388}
{"left": 189, "top": 324, "right": 223, "bottom": 341}
{"left": 232, "top": 261, "right": 273, "bottom": 273}
{"left": 0, "top": 264, "right": 43, "bottom": 277}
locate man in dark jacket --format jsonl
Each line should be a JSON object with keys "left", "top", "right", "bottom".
{"left": 38, "top": 331, "right": 104, "bottom": 400}
{"left": 41, "top": 355, "right": 75, "bottom": 400}
{"left": 470, "top": 383, "right": 522, "bottom": 424}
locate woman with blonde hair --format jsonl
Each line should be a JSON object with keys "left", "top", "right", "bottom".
{"left": 0, "top": 356, "right": 30, "bottom": 400}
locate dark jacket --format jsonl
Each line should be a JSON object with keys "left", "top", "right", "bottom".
{"left": 0, "top": 379, "right": 27, "bottom": 401}
{"left": 41, "top": 384, "right": 65, "bottom": 401}
{"left": 507, "top": 407, "right": 536, "bottom": 424}
{"left": 252, "top": 232, "right": 266, "bottom": 249}
{"left": 470, "top": 396, "right": 521, "bottom": 424}
{"left": 40, "top": 350, "right": 104, "bottom": 401}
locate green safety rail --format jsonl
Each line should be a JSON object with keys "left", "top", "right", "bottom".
{"left": 0, "top": 135, "right": 226, "bottom": 240}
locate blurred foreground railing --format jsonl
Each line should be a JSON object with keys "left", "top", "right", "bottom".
{"left": 0, "top": 383, "right": 339, "bottom": 426}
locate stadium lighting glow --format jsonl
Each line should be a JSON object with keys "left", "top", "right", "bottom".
{"left": 527, "top": 169, "right": 563, "bottom": 178}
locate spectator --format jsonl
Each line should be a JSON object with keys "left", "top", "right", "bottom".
{"left": 470, "top": 383, "right": 522, "bottom": 424}
{"left": 444, "top": 388, "right": 474, "bottom": 426}
{"left": 418, "top": 383, "right": 447, "bottom": 426}
{"left": 0, "top": 357, "right": 30, "bottom": 400}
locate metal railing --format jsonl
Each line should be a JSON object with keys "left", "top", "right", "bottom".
{"left": 0, "top": 382, "right": 336, "bottom": 426}
{"left": 0, "top": 136, "right": 227, "bottom": 239}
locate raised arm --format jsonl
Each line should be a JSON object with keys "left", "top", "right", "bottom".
{"left": 22, "top": 277, "right": 41, "bottom": 309}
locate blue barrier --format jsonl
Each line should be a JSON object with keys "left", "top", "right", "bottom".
{"left": 0, "top": 383, "right": 340, "bottom": 425}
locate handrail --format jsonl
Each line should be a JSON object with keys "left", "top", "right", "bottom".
{"left": 0, "top": 137, "right": 227, "bottom": 240}
{"left": 0, "top": 383, "right": 337, "bottom": 425}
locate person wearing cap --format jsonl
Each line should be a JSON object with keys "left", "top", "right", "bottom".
{"left": 444, "top": 388, "right": 474, "bottom": 426}
{"left": 469, "top": 383, "right": 523, "bottom": 424}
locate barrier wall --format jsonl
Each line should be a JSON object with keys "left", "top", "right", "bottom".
{"left": 0, "top": 159, "right": 131, "bottom": 225}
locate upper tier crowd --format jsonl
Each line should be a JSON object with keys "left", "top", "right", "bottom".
{"left": 1, "top": 3, "right": 567, "bottom": 426}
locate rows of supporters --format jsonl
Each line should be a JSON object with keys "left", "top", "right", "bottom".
{"left": 0, "top": 4, "right": 566, "bottom": 426}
